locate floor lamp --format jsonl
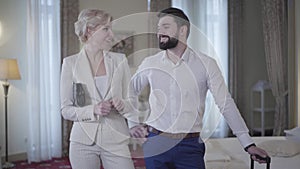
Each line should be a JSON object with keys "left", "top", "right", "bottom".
{"left": 0, "top": 58, "right": 21, "bottom": 169}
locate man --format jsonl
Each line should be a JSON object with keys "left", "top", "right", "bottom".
{"left": 129, "top": 7, "right": 268, "bottom": 169}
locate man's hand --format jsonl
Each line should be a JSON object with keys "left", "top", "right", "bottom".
{"left": 247, "top": 145, "right": 269, "bottom": 163}
{"left": 110, "top": 97, "right": 125, "bottom": 112}
{"left": 130, "top": 125, "right": 148, "bottom": 143}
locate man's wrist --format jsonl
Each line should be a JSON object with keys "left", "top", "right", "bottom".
{"left": 244, "top": 143, "right": 256, "bottom": 152}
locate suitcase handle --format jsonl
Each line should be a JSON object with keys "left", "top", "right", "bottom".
{"left": 250, "top": 155, "right": 271, "bottom": 169}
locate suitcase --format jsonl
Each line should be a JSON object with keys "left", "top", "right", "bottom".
{"left": 250, "top": 155, "right": 271, "bottom": 169}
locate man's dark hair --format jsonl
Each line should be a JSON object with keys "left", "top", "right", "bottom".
{"left": 157, "top": 7, "right": 190, "bottom": 38}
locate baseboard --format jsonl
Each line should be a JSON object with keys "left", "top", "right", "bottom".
{"left": 1, "top": 152, "right": 27, "bottom": 163}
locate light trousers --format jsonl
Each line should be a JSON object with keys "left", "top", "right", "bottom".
{"left": 70, "top": 141, "right": 135, "bottom": 169}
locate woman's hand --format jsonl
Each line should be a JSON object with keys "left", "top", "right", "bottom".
{"left": 94, "top": 100, "right": 112, "bottom": 116}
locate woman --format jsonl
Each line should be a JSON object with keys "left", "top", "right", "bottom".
{"left": 60, "top": 9, "right": 135, "bottom": 169}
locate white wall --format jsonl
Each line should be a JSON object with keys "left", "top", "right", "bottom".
{"left": 0, "top": 0, "right": 28, "bottom": 157}
{"left": 296, "top": 0, "right": 300, "bottom": 126}
{"left": 79, "top": 0, "right": 148, "bottom": 20}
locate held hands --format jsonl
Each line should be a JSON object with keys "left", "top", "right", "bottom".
{"left": 130, "top": 124, "right": 149, "bottom": 144}
{"left": 247, "top": 145, "right": 269, "bottom": 163}
{"left": 94, "top": 97, "right": 125, "bottom": 116}
{"left": 110, "top": 97, "right": 125, "bottom": 112}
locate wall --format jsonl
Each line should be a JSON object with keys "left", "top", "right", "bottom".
{"left": 240, "top": 0, "right": 269, "bottom": 126}
{"left": 288, "top": 0, "right": 299, "bottom": 128}
{"left": 288, "top": 0, "right": 295, "bottom": 128}
{"left": 296, "top": 0, "right": 300, "bottom": 126}
{"left": 0, "top": 0, "right": 28, "bottom": 157}
{"left": 79, "top": 0, "right": 147, "bottom": 20}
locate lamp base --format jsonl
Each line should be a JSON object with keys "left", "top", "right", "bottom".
{"left": 2, "top": 161, "right": 15, "bottom": 168}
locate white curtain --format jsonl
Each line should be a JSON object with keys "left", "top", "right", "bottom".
{"left": 172, "top": 0, "right": 229, "bottom": 139}
{"left": 26, "top": 0, "right": 61, "bottom": 163}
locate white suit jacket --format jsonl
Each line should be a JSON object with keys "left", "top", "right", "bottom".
{"left": 60, "top": 49, "right": 133, "bottom": 145}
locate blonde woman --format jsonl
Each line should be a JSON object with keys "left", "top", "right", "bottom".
{"left": 60, "top": 9, "right": 135, "bottom": 169}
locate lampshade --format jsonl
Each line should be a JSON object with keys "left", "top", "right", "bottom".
{"left": 0, "top": 58, "right": 21, "bottom": 80}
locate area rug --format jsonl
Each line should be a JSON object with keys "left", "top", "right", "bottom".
{"left": 12, "top": 147, "right": 145, "bottom": 169}
{"left": 12, "top": 157, "right": 145, "bottom": 169}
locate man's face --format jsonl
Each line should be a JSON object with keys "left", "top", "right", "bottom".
{"left": 157, "top": 16, "right": 179, "bottom": 50}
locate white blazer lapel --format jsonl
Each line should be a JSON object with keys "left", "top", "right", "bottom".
{"left": 74, "top": 49, "right": 101, "bottom": 103}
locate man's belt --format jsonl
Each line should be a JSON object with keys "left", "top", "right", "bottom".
{"left": 148, "top": 127, "right": 200, "bottom": 139}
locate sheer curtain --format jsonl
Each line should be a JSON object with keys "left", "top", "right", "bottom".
{"left": 261, "top": 0, "right": 288, "bottom": 136}
{"left": 172, "top": 0, "right": 229, "bottom": 139}
{"left": 26, "top": 0, "right": 61, "bottom": 162}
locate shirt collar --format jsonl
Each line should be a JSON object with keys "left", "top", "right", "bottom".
{"left": 161, "top": 47, "right": 191, "bottom": 62}
{"left": 181, "top": 47, "right": 190, "bottom": 62}
{"left": 161, "top": 50, "right": 167, "bottom": 61}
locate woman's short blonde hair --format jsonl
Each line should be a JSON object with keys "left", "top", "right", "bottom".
{"left": 74, "top": 9, "right": 112, "bottom": 43}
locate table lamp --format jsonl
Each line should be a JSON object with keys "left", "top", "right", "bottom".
{"left": 0, "top": 58, "right": 21, "bottom": 168}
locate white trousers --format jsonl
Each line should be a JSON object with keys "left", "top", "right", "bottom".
{"left": 69, "top": 141, "right": 135, "bottom": 169}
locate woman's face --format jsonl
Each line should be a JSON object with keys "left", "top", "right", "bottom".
{"left": 87, "top": 21, "right": 114, "bottom": 50}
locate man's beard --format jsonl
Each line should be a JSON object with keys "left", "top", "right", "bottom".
{"left": 158, "top": 34, "right": 179, "bottom": 50}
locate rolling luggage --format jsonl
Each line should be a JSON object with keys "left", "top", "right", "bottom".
{"left": 250, "top": 155, "right": 271, "bottom": 169}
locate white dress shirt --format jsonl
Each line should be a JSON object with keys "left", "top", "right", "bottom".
{"left": 129, "top": 47, "right": 254, "bottom": 148}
